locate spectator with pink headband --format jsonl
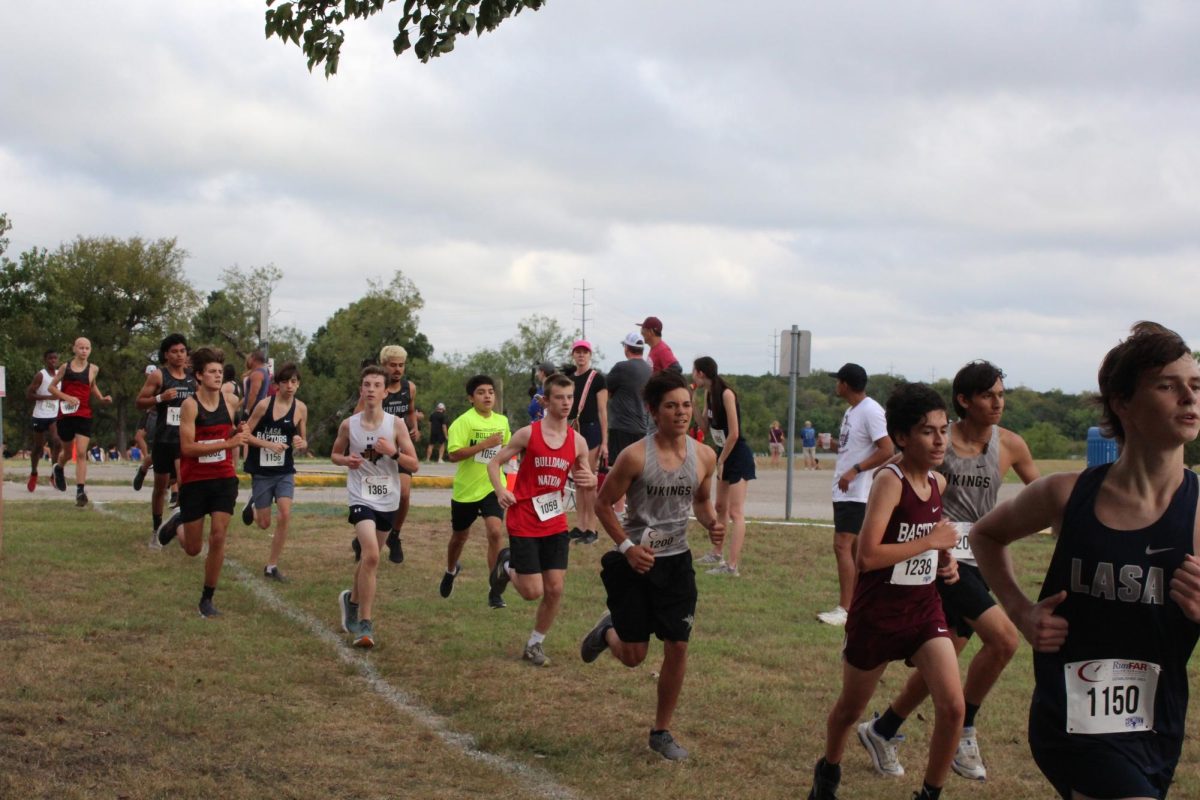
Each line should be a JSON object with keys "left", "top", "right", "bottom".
{"left": 637, "top": 316, "right": 682, "bottom": 374}
{"left": 567, "top": 339, "right": 608, "bottom": 544}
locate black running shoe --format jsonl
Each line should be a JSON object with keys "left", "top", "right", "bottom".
{"left": 385, "top": 530, "right": 404, "bottom": 564}
{"left": 580, "top": 611, "right": 613, "bottom": 663}
{"left": 568, "top": 527, "right": 584, "bottom": 544}
{"left": 157, "top": 512, "right": 182, "bottom": 546}
{"left": 351, "top": 537, "right": 362, "bottom": 562}
{"left": 169, "top": 489, "right": 179, "bottom": 508}
{"left": 808, "top": 759, "right": 841, "bottom": 800}
{"left": 53, "top": 464, "right": 66, "bottom": 492}
{"left": 582, "top": 529, "right": 599, "bottom": 544}
{"left": 439, "top": 563, "right": 461, "bottom": 598}
{"left": 198, "top": 597, "right": 221, "bottom": 619}
{"left": 241, "top": 498, "right": 254, "bottom": 526}
{"left": 132, "top": 465, "right": 148, "bottom": 492}
{"left": 263, "top": 566, "right": 287, "bottom": 582}
{"left": 75, "top": 489, "right": 88, "bottom": 508}
{"left": 488, "top": 591, "right": 507, "bottom": 610}
{"left": 490, "top": 548, "right": 511, "bottom": 596}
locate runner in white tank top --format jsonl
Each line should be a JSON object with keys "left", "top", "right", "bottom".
{"left": 331, "top": 366, "right": 419, "bottom": 649}
{"left": 25, "top": 350, "right": 62, "bottom": 492}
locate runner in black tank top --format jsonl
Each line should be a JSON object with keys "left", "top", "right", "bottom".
{"left": 973, "top": 322, "right": 1200, "bottom": 799}
{"left": 136, "top": 334, "right": 192, "bottom": 544}
{"left": 241, "top": 364, "right": 308, "bottom": 581}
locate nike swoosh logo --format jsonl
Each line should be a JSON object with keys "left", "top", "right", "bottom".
{"left": 937, "top": 628, "right": 948, "bottom": 633}
{"left": 1146, "top": 546, "right": 1174, "bottom": 556}
{"left": 931, "top": 507, "right": 940, "bottom": 514}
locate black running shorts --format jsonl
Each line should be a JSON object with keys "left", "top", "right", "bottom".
{"left": 508, "top": 531, "right": 570, "bottom": 574}
{"left": 451, "top": 493, "right": 504, "bottom": 532}
{"left": 600, "top": 549, "right": 696, "bottom": 643}
{"left": 57, "top": 415, "right": 93, "bottom": 441}
{"left": 937, "top": 561, "right": 997, "bottom": 639}
{"left": 179, "top": 476, "right": 239, "bottom": 523}
{"left": 348, "top": 504, "right": 396, "bottom": 534}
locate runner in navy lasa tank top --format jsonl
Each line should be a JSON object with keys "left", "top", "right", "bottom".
{"left": 1029, "top": 464, "right": 1199, "bottom": 798}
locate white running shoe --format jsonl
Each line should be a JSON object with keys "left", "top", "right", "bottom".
{"left": 952, "top": 726, "right": 987, "bottom": 780}
{"left": 706, "top": 563, "right": 740, "bottom": 576}
{"left": 856, "top": 713, "right": 905, "bottom": 776}
{"left": 694, "top": 552, "right": 724, "bottom": 565}
{"left": 816, "top": 606, "right": 848, "bottom": 625}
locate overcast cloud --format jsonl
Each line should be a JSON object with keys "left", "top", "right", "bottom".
{"left": 3, "top": 1, "right": 1199, "bottom": 390}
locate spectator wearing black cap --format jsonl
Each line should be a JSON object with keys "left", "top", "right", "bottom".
{"left": 816, "top": 363, "right": 894, "bottom": 626}
{"left": 638, "top": 316, "right": 682, "bottom": 375}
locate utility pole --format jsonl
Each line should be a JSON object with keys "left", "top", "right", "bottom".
{"left": 780, "top": 328, "right": 812, "bottom": 520}
{"left": 573, "top": 279, "right": 592, "bottom": 340}
{"left": 770, "top": 330, "right": 779, "bottom": 375}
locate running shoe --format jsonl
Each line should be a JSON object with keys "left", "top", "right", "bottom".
{"left": 694, "top": 551, "right": 724, "bottom": 565}
{"left": 488, "top": 591, "right": 507, "bottom": 610}
{"left": 169, "top": 489, "right": 179, "bottom": 508}
{"left": 385, "top": 531, "right": 404, "bottom": 564}
{"left": 198, "top": 597, "right": 221, "bottom": 619}
{"left": 353, "top": 619, "right": 375, "bottom": 648}
{"left": 241, "top": 498, "right": 254, "bottom": 526}
{"left": 706, "top": 563, "right": 739, "bottom": 577}
{"left": 648, "top": 730, "right": 688, "bottom": 761}
{"left": 439, "top": 563, "right": 461, "bottom": 598}
{"left": 75, "top": 489, "right": 89, "bottom": 508}
{"left": 582, "top": 530, "right": 599, "bottom": 544}
{"left": 490, "top": 548, "right": 511, "bottom": 596}
{"left": 156, "top": 511, "right": 183, "bottom": 547}
{"left": 857, "top": 712, "right": 906, "bottom": 777}
{"left": 568, "top": 527, "right": 584, "bottom": 544}
{"left": 816, "top": 606, "right": 848, "bottom": 626}
{"left": 263, "top": 566, "right": 287, "bottom": 583}
{"left": 338, "top": 589, "right": 358, "bottom": 634}
{"left": 807, "top": 759, "right": 841, "bottom": 800}
{"left": 147, "top": 529, "right": 163, "bottom": 551}
{"left": 951, "top": 726, "right": 986, "bottom": 780}
{"left": 351, "top": 537, "right": 362, "bottom": 562}
{"left": 132, "top": 465, "right": 148, "bottom": 492}
{"left": 53, "top": 464, "right": 66, "bottom": 492}
{"left": 26, "top": 472, "right": 37, "bottom": 493}
{"left": 580, "top": 611, "right": 613, "bottom": 663}
{"left": 523, "top": 641, "right": 549, "bottom": 667}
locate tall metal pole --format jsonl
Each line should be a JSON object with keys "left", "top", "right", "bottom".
{"left": 785, "top": 326, "right": 798, "bottom": 520}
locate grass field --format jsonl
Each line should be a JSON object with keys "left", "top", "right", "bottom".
{"left": 2, "top": 500, "right": 1199, "bottom": 799}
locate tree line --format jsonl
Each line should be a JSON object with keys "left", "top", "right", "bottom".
{"left": 1, "top": 218, "right": 1150, "bottom": 464}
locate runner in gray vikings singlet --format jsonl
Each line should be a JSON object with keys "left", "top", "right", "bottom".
{"left": 623, "top": 435, "right": 698, "bottom": 557}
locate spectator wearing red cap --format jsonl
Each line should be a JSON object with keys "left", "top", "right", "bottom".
{"left": 638, "top": 316, "right": 682, "bottom": 375}
{"left": 567, "top": 340, "right": 608, "bottom": 544}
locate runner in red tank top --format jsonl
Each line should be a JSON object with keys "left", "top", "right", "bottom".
{"left": 48, "top": 336, "right": 112, "bottom": 506}
{"left": 155, "top": 347, "right": 248, "bottom": 619}
{"left": 808, "top": 383, "right": 964, "bottom": 800}
{"left": 486, "top": 373, "right": 595, "bottom": 667}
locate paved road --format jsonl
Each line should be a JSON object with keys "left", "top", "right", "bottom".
{"left": 4, "top": 456, "right": 1028, "bottom": 522}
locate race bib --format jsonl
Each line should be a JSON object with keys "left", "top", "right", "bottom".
{"left": 364, "top": 475, "right": 395, "bottom": 500}
{"left": 61, "top": 399, "right": 80, "bottom": 415}
{"left": 167, "top": 405, "right": 182, "bottom": 426}
{"left": 1065, "top": 659, "right": 1160, "bottom": 735}
{"left": 533, "top": 490, "right": 564, "bottom": 522}
{"left": 474, "top": 445, "right": 500, "bottom": 464}
{"left": 36, "top": 399, "right": 58, "bottom": 415}
{"left": 950, "top": 522, "right": 974, "bottom": 562}
{"left": 711, "top": 429, "right": 727, "bottom": 447}
{"left": 198, "top": 440, "right": 226, "bottom": 464}
{"left": 890, "top": 549, "right": 936, "bottom": 585}
{"left": 643, "top": 526, "right": 678, "bottom": 554}
{"left": 259, "top": 441, "right": 286, "bottom": 468}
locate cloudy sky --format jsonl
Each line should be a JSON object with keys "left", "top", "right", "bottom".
{"left": 3, "top": 1, "right": 1198, "bottom": 391}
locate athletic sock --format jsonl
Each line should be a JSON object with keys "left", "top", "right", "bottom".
{"left": 875, "top": 706, "right": 905, "bottom": 739}
{"left": 266, "top": 564, "right": 277, "bottom": 572}
{"left": 650, "top": 728, "right": 668, "bottom": 736}
{"left": 202, "top": 585, "right": 216, "bottom": 601}
{"left": 527, "top": 630, "right": 546, "bottom": 647}
{"left": 964, "top": 702, "right": 980, "bottom": 729}
{"left": 153, "top": 513, "right": 162, "bottom": 531}
{"left": 76, "top": 484, "right": 85, "bottom": 493}
{"left": 445, "top": 568, "right": 457, "bottom": 576}
{"left": 920, "top": 782, "right": 942, "bottom": 800}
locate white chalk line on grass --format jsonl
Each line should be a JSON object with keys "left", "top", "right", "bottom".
{"left": 93, "top": 502, "right": 582, "bottom": 800}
